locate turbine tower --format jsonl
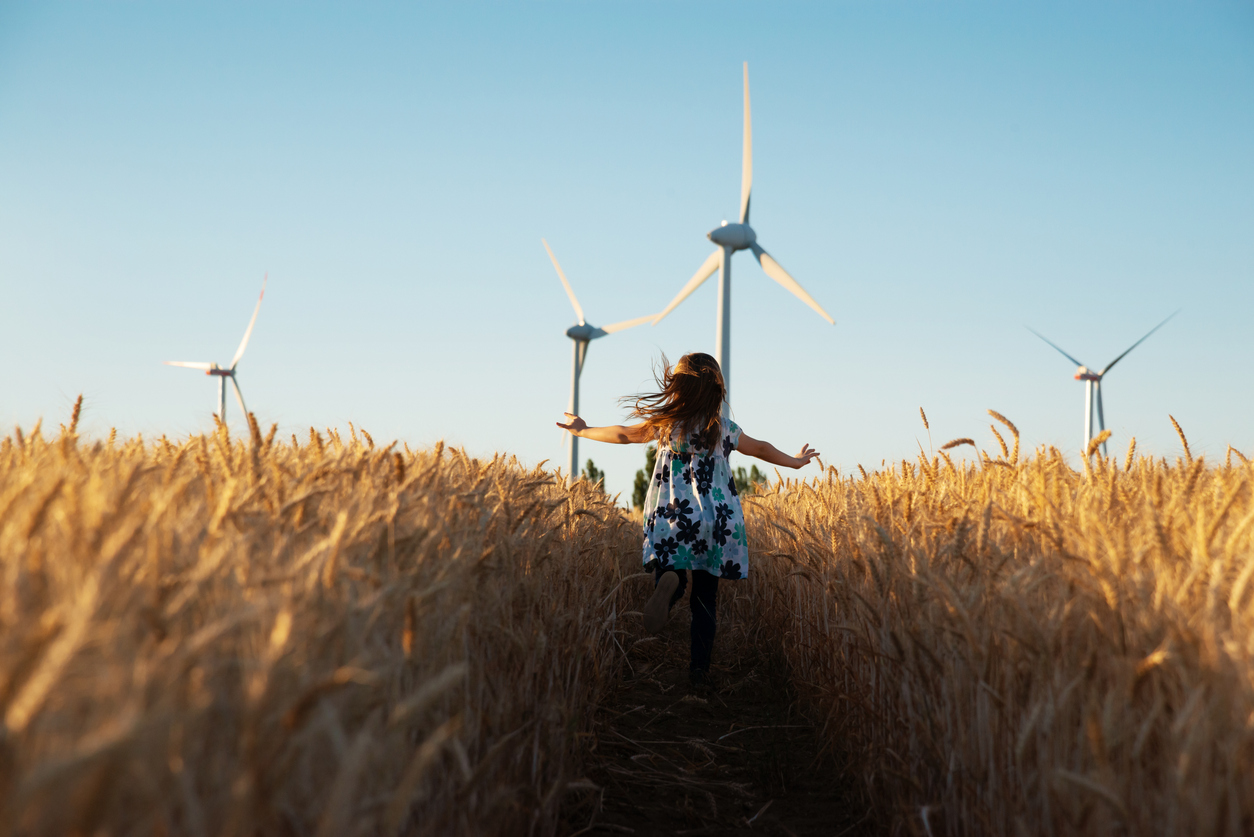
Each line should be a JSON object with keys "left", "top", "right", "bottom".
{"left": 1029, "top": 310, "right": 1178, "bottom": 457}
{"left": 166, "top": 275, "right": 267, "bottom": 424}
{"left": 652, "top": 62, "right": 834, "bottom": 400}
{"left": 544, "top": 239, "right": 654, "bottom": 485}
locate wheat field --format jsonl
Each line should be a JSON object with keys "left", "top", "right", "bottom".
{"left": 742, "top": 412, "right": 1254, "bottom": 835}
{"left": 1, "top": 403, "right": 1251, "bottom": 835}
{"left": 0, "top": 405, "right": 638, "bottom": 836}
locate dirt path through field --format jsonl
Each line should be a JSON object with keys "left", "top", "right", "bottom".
{"left": 566, "top": 598, "right": 876, "bottom": 837}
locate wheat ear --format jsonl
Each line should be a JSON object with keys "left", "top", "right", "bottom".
{"left": 990, "top": 425, "right": 1010, "bottom": 460}
{"left": 988, "top": 410, "right": 1020, "bottom": 464}
{"left": 1086, "top": 429, "right": 1112, "bottom": 459}
{"left": 1169, "top": 415, "right": 1192, "bottom": 463}
{"left": 68, "top": 394, "right": 83, "bottom": 435}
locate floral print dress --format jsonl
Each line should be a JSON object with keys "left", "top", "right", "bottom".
{"left": 642, "top": 419, "right": 749, "bottom": 580}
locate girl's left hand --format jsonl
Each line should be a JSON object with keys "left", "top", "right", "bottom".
{"left": 795, "top": 444, "right": 820, "bottom": 468}
{"left": 556, "top": 412, "right": 587, "bottom": 436}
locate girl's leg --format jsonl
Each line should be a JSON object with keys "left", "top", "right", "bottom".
{"left": 661, "top": 567, "right": 688, "bottom": 606}
{"left": 688, "top": 570, "right": 719, "bottom": 674}
{"left": 644, "top": 567, "right": 687, "bottom": 634}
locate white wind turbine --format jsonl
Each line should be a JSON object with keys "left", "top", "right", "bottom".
{"left": 544, "top": 239, "right": 655, "bottom": 485}
{"left": 165, "top": 275, "right": 267, "bottom": 424}
{"left": 652, "top": 62, "right": 834, "bottom": 400}
{"left": 1029, "top": 310, "right": 1178, "bottom": 457}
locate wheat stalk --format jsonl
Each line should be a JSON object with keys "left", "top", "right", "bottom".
{"left": 1086, "top": 429, "right": 1112, "bottom": 460}
{"left": 68, "top": 394, "right": 83, "bottom": 436}
{"left": 989, "top": 425, "right": 1010, "bottom": 460}
{"left": 988, "top": 409, "right": 1020, "bottom": 464}
{"left": 1169, "top": 414, "right": 1192, "bottom": 463}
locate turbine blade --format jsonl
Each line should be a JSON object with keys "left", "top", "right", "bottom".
{"left": 740, "top": 62, "right": 752, "bottom": 225}
{"left": 165, "top": 361, "right": 214, "bottom": 370}
{"left": 653, "top": 250, "right": 722, "bottom": 325}
{"left": 542, "top": 239, "right": 585, "bottom": 325}
{"left": 600, "top": 313, "right": 656, "bottom": 334}
{"left": 230, "top": 377, "right": 248, "bottom": 419}
{"left": 750, "top": 244, "right": 834, "bottom": 324}
{"left": 1026, "top": 327, "right": 1086, "bottom": 368}
{"left": 1100, "top": 309, "right": 1180, "bottom": 375}
{"left": 230, "top": 273, "right": 267, "bottom": 370}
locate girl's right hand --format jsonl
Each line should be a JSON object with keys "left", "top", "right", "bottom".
{"left": 794, "top": 444, "right": 820, "bottom": 468}
{"left": 556, "top": 412, "right": 587, "bottom": 436}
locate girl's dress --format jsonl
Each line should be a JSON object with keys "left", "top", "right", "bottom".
{"left": 642, "top": 418, "right": 749, "bottom": 580}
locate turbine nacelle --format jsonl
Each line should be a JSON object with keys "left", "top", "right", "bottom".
{"left": 707, "top": 222, "right": 756, "bottom": 251}
{"left": 1074, "top": 367, "right": 1101, "bottom": 381}
{"left": 565, "top": 323, "right": 607, "bottom": 341}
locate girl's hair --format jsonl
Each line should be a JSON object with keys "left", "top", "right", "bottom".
{"left": 626, "top": 352, "right": 726, "bottom": 450}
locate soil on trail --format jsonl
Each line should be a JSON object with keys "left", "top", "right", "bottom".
{"left": 565, "top": 597, "right": 876, "bottom": 837}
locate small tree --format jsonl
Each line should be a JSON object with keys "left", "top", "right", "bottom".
{"left": 582, "top": 459, "right": 606, "bottom": 491}
{"left": 734, "top": 464, "right": 768, "bottom": 496}
{"left": 631, "top": 444, "right": 657, "bottom": 510}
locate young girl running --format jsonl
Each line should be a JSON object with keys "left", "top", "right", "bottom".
{"left": 556, "top": 352, "right": 819, "bottom": 686}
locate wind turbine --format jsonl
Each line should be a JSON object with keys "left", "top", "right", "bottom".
{"left": 1028, "top": 310, "right": 1178, "bottom": 457}
{"left": 544, "top": 239, "right": 654, "bottom": 485}
{"left": 652, "top": 62, "right": 834, "bottom": 400}
{"left": 165, "top": 275, "right": 267, "bottom": 424}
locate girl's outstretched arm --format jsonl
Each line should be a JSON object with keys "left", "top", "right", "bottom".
{"left": 737, "top": 433, "right": 819, "bottom": 469}
{"left": 556, "top": 412, "right": 652, "bottom": 445}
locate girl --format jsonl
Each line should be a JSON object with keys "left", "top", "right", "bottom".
{"left": 556, "top": 352, "right": 818, "bottom": 686}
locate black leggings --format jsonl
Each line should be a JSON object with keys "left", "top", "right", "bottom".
{"left": 654, "top": 567, "right": 719, "bottom": 673}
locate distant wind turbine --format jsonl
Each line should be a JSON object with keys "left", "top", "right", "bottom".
{"left": 543, "top": 239, "right": 654, "bottom": 485}
{"left": 652, "top": 62, "right": 834, "bottom": 401}
{"left": 1028, "top": 310, "right": 1178, "bottom": 457}
{"left": 166, "top": 275, "right": 267, "bottom": 423}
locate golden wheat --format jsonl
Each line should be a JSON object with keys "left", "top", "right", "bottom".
{"left": 988, "top": 409, "right": 1020, "bottom": 465}
{"left": 739, "top": 416, "right": 1254, "bottom": 835}
{"left": 6, "top": 403, "right": 1252, "bottom": 836}
{"left": 1085, "top": 429, "right": 1112, "bottom": 459}
{"left": 1169, "top": 414, "right": 1192, "bottom": 464}
{"left": 0, "top": 416, "right": 638, "bottom": 836}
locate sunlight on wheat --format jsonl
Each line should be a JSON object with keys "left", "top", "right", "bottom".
{"left": 0, "top": 414, "right": 637, "bottom": 836}
{"left": 739, "top": 415, "right": 1254, "bottom": 835}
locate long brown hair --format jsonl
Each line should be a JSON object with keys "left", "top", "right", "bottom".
{"left": 626, "top": 352, "right": 726, "bottom": 451}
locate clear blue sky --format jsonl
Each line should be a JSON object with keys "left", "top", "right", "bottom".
{"left": 2, "top": 2, "right": 1251, "bottom": 502}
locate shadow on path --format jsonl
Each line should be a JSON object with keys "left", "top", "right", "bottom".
{"left": 566, "top": 601, "right": 877, "bottom": 836}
